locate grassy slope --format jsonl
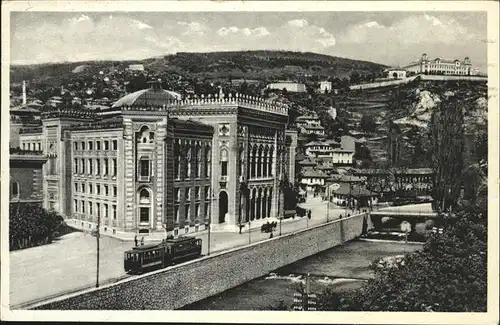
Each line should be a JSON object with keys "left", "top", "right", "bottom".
{"left": 10, "top": 50, "right": 387, "bottom": 83}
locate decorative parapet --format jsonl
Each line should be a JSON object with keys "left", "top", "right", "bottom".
{"left": 19, "top": 127, "right": 43, "bottom": 134}
{"left": 117, "top": 93, "right": 288, "bottom": 116}
{"left": 66, "top": 121, "right": 124, "bottom": 132}
{"left": 41, "top": 109, "right": 98, "bottom": 120}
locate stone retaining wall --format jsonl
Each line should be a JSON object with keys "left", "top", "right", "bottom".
{"left": 34, "top": 212, "right": 370, "bottom": 310}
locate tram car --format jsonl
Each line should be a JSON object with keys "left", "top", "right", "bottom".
{"left": 124, "top": 236, "right": 202, "bottom": 274}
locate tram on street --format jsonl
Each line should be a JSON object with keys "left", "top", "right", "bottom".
{"left": 124, "top": 236, "right": 202, "bottom": 274}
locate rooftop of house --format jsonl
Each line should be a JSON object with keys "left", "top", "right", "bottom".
{"left": 328, "top": 174, "right": 366, "bottom": 183}
{"left": 302, "top": 169, "right": 329, "bottom": 178}
{"left": 329, "top": 183, "right": 376, "bottom": 197}
{"left": 353, "top": 168, "right": 434, "bottom": 175}
{"left": 302, "top": 125, "right": 325, "bottom": 130}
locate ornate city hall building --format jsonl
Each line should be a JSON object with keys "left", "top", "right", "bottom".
{"left": 18, "top": 85, "right": 296, "bottom": 237}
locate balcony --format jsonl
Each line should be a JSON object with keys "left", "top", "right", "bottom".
{"left": 220, "top": 175, "right": 228, "bottom": 182}
{"left": 138, "top": 175, "right": 151, "bottom": 182}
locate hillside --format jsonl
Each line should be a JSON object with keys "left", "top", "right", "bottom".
{"left": 308, "top": 79, "right": 488, "bottom": 166}
{"left": 10, "top": 50, "right": 387, "bottom": 84}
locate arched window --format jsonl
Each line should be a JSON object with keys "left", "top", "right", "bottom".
{"left": 251, "top": 146, "right": 257, "bottom": 178}
{"left": 268, "top": 146, "right": 274, "bottom": 177}
{"left": 257, "top": 146, "right": 263, "bottom": 177}
{"left": 174, "top": 140, "right": 181, "bottom": 180}
{"left": 238, "top": 147, "right": 244, "bottom": 178}
{"left": 186, "top": 146, "right": 192, "bottom": 178}
{"left": 138, "top": 126, "right": 153, "bottom": 144}
{"left": 205, "top": 145, "right": 211, "bottom": 178}
{"left": 262, "top": 146, "right": 269, "bottom": 177}
{"left": 196, "top": 145, "right": 202, "bottom": 178}
{"left": 139, "top": 188, "right": 150, "bottom": 204}
{"left": 12, "top": 182, "right": 19, "bottom": 198}
{"left": 220, "top": 149, "right": 228, "bottom": 176}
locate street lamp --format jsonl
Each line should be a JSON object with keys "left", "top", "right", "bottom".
{"left": 94, "top": 215, "right": 101, "bottom": 288}
{"left": 207, "top": 193, "right": 214, "bottom": 256}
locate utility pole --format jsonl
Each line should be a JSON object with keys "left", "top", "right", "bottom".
{"left": 207, "top": 194, "right": 212, "bottom": 256}
{"left": 279, "top": 154, "right": 283, "bottom": 236}
{"left": 95, "top": 215, "right": 100, "bottom": 288}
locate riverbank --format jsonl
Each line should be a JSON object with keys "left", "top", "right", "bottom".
{"left": 182, "top": 240, "right": 422, "bottom": 310}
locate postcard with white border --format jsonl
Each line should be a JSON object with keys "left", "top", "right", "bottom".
{"left": 1, "top": 1, "right": 499, "bottom": 324}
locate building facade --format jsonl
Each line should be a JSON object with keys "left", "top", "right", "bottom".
{"left": 17, "top": 86, "right": 292, "bottom": 236}
{"left": 10, "top": 148, "right": 46, "bottom": 205}
{"left": 403, "top": 53, "right": 473, "bottom": 75}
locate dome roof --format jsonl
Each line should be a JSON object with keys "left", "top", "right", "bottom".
{"left": 112, "top": 87, "right": 182, "bottom": 108}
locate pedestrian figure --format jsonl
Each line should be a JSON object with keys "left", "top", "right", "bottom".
{"left": 307, "top": 210, "right": 312, "bottom": 219}
{"left": 134, "top": 235, "right": 138, "bottom": 247}
{"left": 270, "top": 232, "right": 273, "bottom": 239}
{"left": 141, "top": 236, "right": 144, "bottom": 246}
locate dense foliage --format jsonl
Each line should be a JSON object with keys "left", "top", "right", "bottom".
{"left": 316, "top": 204, "right": 487, "bottom": 312}
{"left": 9, "top": 203, "right": 66, "bottom": 251}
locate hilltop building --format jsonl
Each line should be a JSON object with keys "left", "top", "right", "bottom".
{"left": 127, "top": 64, "right": 145, "bottom": 71}
{"left": 403, "top": 53, "right": 473, "bottom": 75}
{"left": 385, "top": 69, "right": 407, "bottom": 79}
{"left": 319, "top": 81, "right": 332, "bottom": 93}
{"left": 267, "top": 82, "right": 306, "bottom": 93}
{"left": 16, "top": 84, "right": 295, "bottom": 237}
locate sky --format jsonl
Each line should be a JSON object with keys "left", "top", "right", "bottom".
{"left": 10, "top": 11, "right": 488, "bottom": 70}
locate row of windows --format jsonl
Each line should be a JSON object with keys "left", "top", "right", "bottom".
{"left": 175, "top": 186, "right": 210, "bottom": 202}
{"left": 74, "top": 182, "right": 117, "bottom": 197}
{"left": 174, "top": 203, "right": 210, "bottom": 224}
{"left": 22, "top": 142, "right": 42, "bottom": 151}
{"left": 73, "top": 158, "right": 117, "bottom": 177}
{"left": 74, "top": 200, "right": 117, "bottom": 220}
{"left": 74, "top": 139, "right": 118, "bottom": 151}
{"left": 174, "top": 149, "right": 211, "bottom": 180}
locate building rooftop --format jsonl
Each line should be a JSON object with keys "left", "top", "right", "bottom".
{"left": 303, "top": 125, "right": 325, "bottom": 130}
{"left": 112, "top": 87, "right": 182, "bottom": 108}
{"left": 329, "top": 183, "right": 375, "bottom": 197}
{"left": 302, "top": 169, "right": 329, "bottom": 178}
{"left": 304, "top": 141, "right": 328, "bottom": 147}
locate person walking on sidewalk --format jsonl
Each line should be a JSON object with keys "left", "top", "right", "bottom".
{"left": 141, "top": 236, "right": 144, "bottom": 246}
{"left": 134, "top": 235, "right": 138, "bottom": 247}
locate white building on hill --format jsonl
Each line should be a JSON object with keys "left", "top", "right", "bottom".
{"left": 267, "top": 82, "right": 306, "bottom": 93}
{"left": 403, "top": 53, "right": 473, "bottom": 75}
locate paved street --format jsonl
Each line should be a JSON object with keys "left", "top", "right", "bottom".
{"left": 9, "top": 196, "right": 355, "bottom": 308}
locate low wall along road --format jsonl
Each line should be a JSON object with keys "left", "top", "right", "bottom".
{"left": 33, "top": 212, "right": 371, "bottom": 310}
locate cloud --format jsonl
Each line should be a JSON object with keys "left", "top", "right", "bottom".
{"left": 217, "top": 26, "right": 270, "bottom": 38}
{"left": 177, "top": 21, "right": 208, "bottom": 36}
{"left": 11, "top": 14, "right": 185, "bottom": 63}
{"left": 287, "top": 19, "right": 309, "bottom": 28}
{"left": 342, "top": 14, "right": 475, "bottom": 45}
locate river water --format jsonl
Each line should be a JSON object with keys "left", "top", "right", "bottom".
{"left": 183, "top": 240, "right": 423, "bottom": 310}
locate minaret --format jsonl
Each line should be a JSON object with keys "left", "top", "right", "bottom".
{"left": 22, "top": 80, "right": 27, "bottom": 105}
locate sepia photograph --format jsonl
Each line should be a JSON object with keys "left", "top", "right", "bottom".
{"left": 1, "top": 1, "right": 499, "bottom": 324}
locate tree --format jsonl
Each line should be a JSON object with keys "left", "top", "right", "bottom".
{"left": 9, "top": 203, "right": 65, "bottom": 251}
{"left": 360, "top": 114, "right": 377, "bottom": 133}
{"left": 318, "top": 206, "right": 486, "bottom": 312}
{"left": 429, "top": 94, "right": 466, "bottom": 211}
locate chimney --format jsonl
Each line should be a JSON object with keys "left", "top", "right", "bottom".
{"left": 22, "top": 80, "right": 27, "bottom": 105}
